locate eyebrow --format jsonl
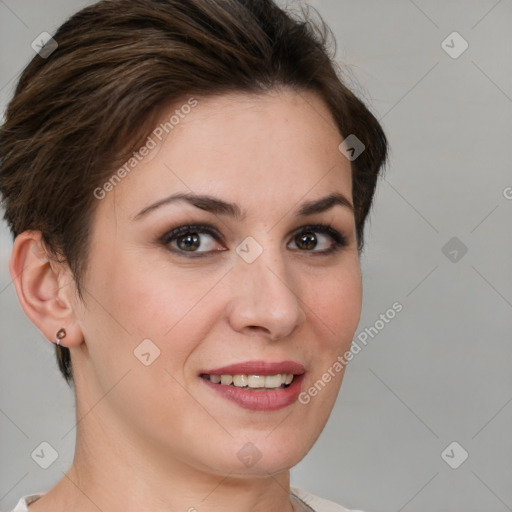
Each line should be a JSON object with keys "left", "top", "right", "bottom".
{"left": 133, "top": 191, "right": 353, "bottom": 221}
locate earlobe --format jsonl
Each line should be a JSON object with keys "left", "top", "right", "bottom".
{"left": 9, "top": 230, "right": 83, "bottom": 347}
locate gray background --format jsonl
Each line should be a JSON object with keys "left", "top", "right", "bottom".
{"left": 1, "top": 0, "right": 511, "bottom": 511}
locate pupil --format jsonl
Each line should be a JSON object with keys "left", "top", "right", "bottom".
{"left": 298, "top": 232, "right": 317, "bottom": 250}
{"left": 178, "top": 233, "right": 200, "bottom": 251}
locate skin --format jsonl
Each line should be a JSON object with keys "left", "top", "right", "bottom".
{"left": 11, "top": 88, "right": 362, "bottom": 512}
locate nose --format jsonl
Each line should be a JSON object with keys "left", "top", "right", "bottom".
{"left": 226, "top": 246, "right": 306, "bottom": 341}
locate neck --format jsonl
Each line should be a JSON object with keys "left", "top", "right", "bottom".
{"left": 32, "top": 409, "right": 297, "bottom": 512}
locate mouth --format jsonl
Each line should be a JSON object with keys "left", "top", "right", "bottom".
{"left": 200, "top": 372, "right": 295, "bottom": 390}
{"left": 199, "top": 361, "right": 305, "bottom": 411}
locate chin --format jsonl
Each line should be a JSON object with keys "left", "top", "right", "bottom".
{"left": 201, "top": 432, "right": 313, "bottom": 478}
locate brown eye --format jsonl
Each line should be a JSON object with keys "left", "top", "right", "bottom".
{"left": 287, "top": 224, "right": 348, "bottom": 254}
{"left": 162, "top": 224, "right": 226, "bottom": 256}
{"left": 176, "top": 232, "right": 201, "bottom": 251}
{"left": 295, "top": 232, "right": 318, "bottom": 250}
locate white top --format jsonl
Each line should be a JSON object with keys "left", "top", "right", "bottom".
{"left": 11, "top": 487, "right": 366, "bottom": 512}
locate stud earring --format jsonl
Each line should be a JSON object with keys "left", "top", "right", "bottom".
{"left": 56, "top": 328, "right": 67, "bottom": 346}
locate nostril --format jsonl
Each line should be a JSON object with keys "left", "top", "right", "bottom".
{"left": 246, "top": 325, "right": 274, "bottom": 337}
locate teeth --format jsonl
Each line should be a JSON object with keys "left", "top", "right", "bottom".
{"left": 264, "top": 374, "right": 283, "bottom": 388}
{"left": 220, "top": 375, "right": 233, "bottom": 385}
{"left": 232, "top": 374, "right": 248, "bottom": 387}
{"left": 207, "top": 373, "right": 295, "bottom": 388}
{"left": 247, "top": 375, "right": 265, "bottom": 388}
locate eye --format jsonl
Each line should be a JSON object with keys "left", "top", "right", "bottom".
{"left": 161, "top": 224, "right": 225, "bottom": 255}
{"left": 288, "top": 224, "right": 347, "bottom": 254}
{"left": 160, "top": 223, "right": 348, "bottom": 257}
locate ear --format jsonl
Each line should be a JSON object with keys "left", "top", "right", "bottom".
{"left": 9, "top": 230, "right": 83, "bottom": 347}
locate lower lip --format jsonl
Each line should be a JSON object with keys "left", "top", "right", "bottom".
{"left": 201, "top": 374, "right": 305, "bottom": 411}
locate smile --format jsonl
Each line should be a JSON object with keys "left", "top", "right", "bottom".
{"left": 199, "top": 361, "right": 305, "bottom": 411}
{"left": 201, "top": 373, "right": 294, "bottom": 389}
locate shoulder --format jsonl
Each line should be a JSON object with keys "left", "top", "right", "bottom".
{"left": 290, "top": 487, "right": 367, "bottom": 512}
{"left": 10, "top": 493, "right": 45, "bottom": 512}
{"left": 10, "top": 489, "right": 367, "bottom": 512}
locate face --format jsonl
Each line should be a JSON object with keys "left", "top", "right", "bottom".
{"left": 72, "top": 89, "right": 362, "bottom": 477}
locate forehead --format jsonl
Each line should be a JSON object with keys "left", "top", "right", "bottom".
{"left": 102, "top": 89, "right": 352, "bottom": 219}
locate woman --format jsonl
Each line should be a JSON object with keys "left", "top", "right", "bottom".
{"left": 0, "top": 0, "right": 388, "bottom": 510}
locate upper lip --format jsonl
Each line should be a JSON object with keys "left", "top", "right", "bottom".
{"left": 201, "top": 360, "right": 305, "bottom": 376}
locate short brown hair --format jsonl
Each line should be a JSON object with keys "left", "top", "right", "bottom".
{"left": 0, "top": 0, "right": 388, "bottom": 385}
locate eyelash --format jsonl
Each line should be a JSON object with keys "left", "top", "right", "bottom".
{"left": 160, "top": 223, "right": 348, "bottom": 258}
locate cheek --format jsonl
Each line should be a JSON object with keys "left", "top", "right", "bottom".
{"left": 86, "top": 249, "right": 228, "bottom": 372}
{"left": 305, "top": 261, "right": 362, "bottom": 347}
{"left": 92, "top": 243, "right": 211, "bottom": 326}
